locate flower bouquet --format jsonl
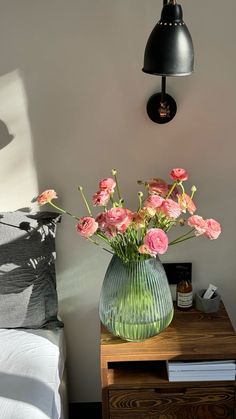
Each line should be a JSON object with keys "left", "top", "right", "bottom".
{"left": 36, "top": 167, "right": 221, "bottom": 263}
{"left": 36, "top": 168, "right": 221, "bottom": 341}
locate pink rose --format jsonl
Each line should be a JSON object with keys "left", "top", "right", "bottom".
{"left": 105, "top": 207, "right": 132, "bottom": 232}
{"left": 204, "top": 219, "right": 221, "bottom": 240}
{"left": 105, "top": 207, "right": 127, "bottom": 225}
{"left": 95, "top": 212, "right": 117, "bottom": 237}
{"left": 99, "top": 178, "right": 116, "bottom": 193}
{"left": 92, "top": 190, "right": 110, "bottom": 206}
{"left": 188, "top": 215, "right": 207, "bottom": 236}
{"left": 76, "top": 216, "right": 98, "bottom": 238}
{"left": 178, "top": 193, "right": 196, "bottom": 215}
{"left": 143, "top": 228, "right": 168, "bottom": 256}
{"left": 117, "top": 210, "right": 133, "bottom": 233}
{"left": 160, "top": 199, "right": 181, "bottom": 219}
{"left": 144, "top": 194, "right": 164, "bottom": 209}
{"left": 36, "top": 189, "right": 57, "bottom": 205}
{"left": 170, "top": 168, "right": 188, "bottom": 182}
{"left": 147, "top": 178, "right": 169, "bottom": 196}
{"left": 95, "top": 212, "right": 107, "bottom": 230}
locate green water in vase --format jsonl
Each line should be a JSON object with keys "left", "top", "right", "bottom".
{"left": 99, "top": 255, "right": 174, "bottom": 342}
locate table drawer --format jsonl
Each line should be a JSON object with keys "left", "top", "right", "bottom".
{"left": 109, "top": 386, "right": 235, "bottom": 419}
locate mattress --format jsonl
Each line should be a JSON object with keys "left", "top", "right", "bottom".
{"left": 0, "top": 327, "right": 67, "bottom": 419}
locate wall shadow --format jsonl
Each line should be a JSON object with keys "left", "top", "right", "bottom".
{"left": 0, "top": 119, "right": 14, "bottom": 149}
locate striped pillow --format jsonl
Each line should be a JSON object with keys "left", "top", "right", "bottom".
{"left": 0, "top": 211, "right": 63, "bottom": 329}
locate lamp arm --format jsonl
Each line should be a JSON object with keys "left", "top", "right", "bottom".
{"left": 161, "top": 76, "right": 166, "bottom": 103}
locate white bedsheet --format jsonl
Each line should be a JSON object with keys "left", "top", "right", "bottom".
{"left": 0, "top": 327, "right": 66, "bottom": 419}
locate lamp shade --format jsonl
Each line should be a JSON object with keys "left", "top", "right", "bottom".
{"left": 142, "top": 3, "right": 194, "bottom": 76}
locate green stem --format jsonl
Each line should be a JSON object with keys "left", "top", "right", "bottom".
{"left": 169, "top": 228, "right": 195, "bottom": 245}
{"left": 78, "top": 186, "right": 92, "bottom": 216}
{"left": 169, "top": 235, "right": 196, "bottom": 245}
{"left": 49, "top": 201, "right": 79, "bottom": 220}
{"left": 165, "top": 181, "right": 177, "bottom": 199}
{"left": 190, "top": 186, "right": 197, "bottom": 200}
{"left": 109, "top": 194, "right": 115, "bottom": 207}
{"left": 87, "top": 237, "right": 113, "bottom": 254}
{"left": 164, "top": 220, "right": 177, "bottom": 232}
{"left": 138, "top": 192, "right": 143, "bottom": 211}
{"left": 95, "top": 231, "right": 112, "bottom": 245}
{"left": 178, "top": 182, "right": 185, "bottom": 195}
{"left": 112, "top": 169, "right": 122, "bottom": 203}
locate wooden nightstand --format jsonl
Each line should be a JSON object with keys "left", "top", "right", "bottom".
{"left": 100, "top": 302, "right": 236, "bottom": 419}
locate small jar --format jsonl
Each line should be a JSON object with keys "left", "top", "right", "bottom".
{"left": 176, "top": 279, "right": 193, "bottom": 310}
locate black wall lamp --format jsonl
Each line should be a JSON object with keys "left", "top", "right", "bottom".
{"left": 142, "top": 0, "right": 194, "bottom": 124}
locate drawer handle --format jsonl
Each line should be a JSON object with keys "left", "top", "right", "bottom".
{"left": 154, "top": 388, "right": 186, "bottom": 395}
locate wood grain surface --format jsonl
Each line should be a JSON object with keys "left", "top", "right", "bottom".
{"left": 100, "top": 302, "right": 236, "bottom": 419}
{"left": 101, "top": 303, "right": 236, "bottom": 363}
{"left": 109, "top": 387, "right": 235, "bottom": 419}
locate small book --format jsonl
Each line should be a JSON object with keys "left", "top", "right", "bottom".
{"left": 167, "top": 373, "right": 235, "bottom": 382}
{"left": 166, "top": 360, "right": 236, "bottom": 381}
{"left": 167, "top": 360, "right": 236, "bottom": 372}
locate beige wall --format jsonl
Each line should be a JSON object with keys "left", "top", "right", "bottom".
{"left": 0, "top": 0, "right": 235, "bottom": 402}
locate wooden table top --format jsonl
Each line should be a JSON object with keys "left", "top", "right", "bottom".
{"left": 100, "top": 303, "right": 236, "bottom": 362}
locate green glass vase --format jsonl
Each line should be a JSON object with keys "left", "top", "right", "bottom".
{"left": 99, "top": 255, "right": 174, "bottom": 342}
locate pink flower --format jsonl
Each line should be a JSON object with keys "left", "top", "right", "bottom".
{"left": 143, "top": 194, "right": 164, "bottom": 209}
{"left": 105, "top": 207, "right": 133, "bottom": 232}
{"left": 170, "top": 168, "right": 188, "bottom": 182}
{"left": 36, "top": 189, "right": 57, "bottom": 205}
{"left": 188, "top": 215, "right": 207, "bottom": 236}
{"left": 95, "top": 212, "right": 117, "bottom": 237}
{"left": 92, "top": 190, "right": 110, "bottom": 206}
{"left": 76, "top": 216, "right": 98, "bottom": 238}
{"left": 95, "top": 212, "right": 107, "bottom": 230}
{"left": 132, "top": 211, "right": 146, "bottom": 229}
{"left": 117, "top": 210, "right": 133, "bottom": 233}
{"left": 138, "top": 244, "right": 149, "bottom": 254}
{"left": 103, "top": 227, "right": 117, "bottom": 238}
{"left": 143, "top": 228, "right": 168, "bottom": 256}
{"left": 178, "top": 193, "right": 196, "bottom": 215}
{"left": 99, "top": 178, "right": 116, "bottom": 193}
{"left": 204, "top": 219, "right": 221, "bottom": 240}
{"left": 147, "top": 178, "right": 169, "bottom": 196}
{"left": 160, "top": 199, "right": 181, "bottom": 219}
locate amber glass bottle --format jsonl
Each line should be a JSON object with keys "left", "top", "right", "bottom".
{"left": 176, "top": 279, "right": 193, "bottom": 310}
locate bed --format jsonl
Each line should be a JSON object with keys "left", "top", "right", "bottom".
{"left": 0, "top": 327, "right": 68, "bottom": 419}
{"left": 0, "top": 210, "right": 68, "bottom": 419}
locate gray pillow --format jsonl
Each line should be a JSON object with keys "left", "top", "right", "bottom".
{"left": 0, "top": 211, "right": 63, "bottom": 329}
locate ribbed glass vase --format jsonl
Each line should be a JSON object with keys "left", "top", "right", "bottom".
{"left": 99, "top": 255, "right": 174, "bottom": 342}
